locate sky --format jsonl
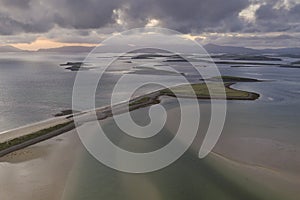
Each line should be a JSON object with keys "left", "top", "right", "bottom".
{"left": 0, "top": 0, "right": 299, "bottom": 50}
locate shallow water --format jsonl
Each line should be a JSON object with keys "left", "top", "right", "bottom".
{"left": 61, "top": 97, "right": 300, "bottom": 200}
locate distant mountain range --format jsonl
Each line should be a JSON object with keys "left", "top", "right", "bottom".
{"left": 0, "top": 45, "right": 25, "bottom": 52}
{"left": 203, "top": 44, "right": 300, "bottom": 55}
{"left": 1, "top": 44, "right": 300, "bottom": 55}
{"left": 0, "top": 45, "right": 94, "bottom": 53}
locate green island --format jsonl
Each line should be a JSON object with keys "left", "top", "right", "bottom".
{"left": 212, "top": 54, "right": 282, "bottom": 61}
{"left": 128, "top": 76, "right": 260, "bottom": 109}
{"left": 160, "top": 82, "right": 259, "bottom": 100}
{"left": 214, "top": 61, "right": 278, "bottom": 65}
{"left": 59, "top": 62, "right": 91, "bottom": 71}
{"left": 205, "top": 76, "right": 263, "bottom": 82}
{"left": 0, "top": 76, "right": 259, "bottom": 156}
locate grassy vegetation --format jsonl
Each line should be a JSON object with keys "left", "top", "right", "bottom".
{"left": 129, "top": 97, "right": 151, "bottom": 106}
{"left": 208, "top": 76, "right": 261, "bottom": 82}
{"left": 0, "top": 122, "right": 72, "bottom": 152}
{"left": 161, "top": 83, "right": 259, "bottom": 100}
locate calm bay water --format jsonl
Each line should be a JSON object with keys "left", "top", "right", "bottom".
{"left": 1, "top": 52, "right": 300, "bottom": 141}
{"left": 0, "top": 52, "right": 81, "bottom": 132}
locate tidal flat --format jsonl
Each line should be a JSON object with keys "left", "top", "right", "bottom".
{"left": 0, "top": 100, "right": 299, "bottom": 200}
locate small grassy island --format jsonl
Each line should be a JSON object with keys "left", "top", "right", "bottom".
{"left": 212, "top": 54, "right": 282, "bottom": 61}
{"left": 60, "top": 62, "right": 90, "bottom": 71}
{"left": 214, "top": 61, "right": 278, "bottom": 65}
{"left": 131, "top": 53, "right": 181, "bottom": 59}
{"left": 128, "top": 76, "right": 260, "bottom": 110}
{"left": 205, "top": 76, "right": 263, "bottom": 82}
{"left": 160, "top": 82, "right": 260, "bottom": 100}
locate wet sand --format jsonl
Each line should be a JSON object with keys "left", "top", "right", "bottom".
{"left": 0, "top": 129, "right": 82, "bottom": 200}
{"left": 0, "top": 102, "right": 299, "bottom": 200}
{"left": 1, "top": 129, "right": 299, "bottom": 200}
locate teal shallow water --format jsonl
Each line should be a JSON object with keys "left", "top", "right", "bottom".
{"left": 59, "top": 96, "right": 300, "bottom": 199}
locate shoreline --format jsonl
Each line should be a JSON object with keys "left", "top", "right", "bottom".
{"left": 0, "top": 80, "right": 259, "bottom": 157}
{"left": 0, "top": 116, "right": 73, "bottom": 143}
{"left": 0, "top": 122, "right": 74, "bottom": 157}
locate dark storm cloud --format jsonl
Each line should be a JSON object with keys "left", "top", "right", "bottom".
{"left": 0, "top": 0, "right": 54, "bottom": 35}
{"left": 0, "top": 0, "right": 300, "bottom": 47}
{"left": 197, "top": 33, "right": 300, "bottom": 48}
{"left": 0, "top": 12, "right": 53, "bottom": 35}
{"left": 0, "top": 0, "right": 122, "bottom": 35}
{"left": 254, "top": 1, "right": 300, "bottom": 32}
{"left": 120, "top": 0, "right": 250, "bottom": 33}
{"left": 3, "top": 0, "right": 299, "bottom": 35}
{"left": 52, "top": 0, "right": 121, "bottom": 29}
{"left": 0, "top": 0, "right": 250, "bottom": 35}
{"left": 1, "top": 0, "right": 31, "bottom": 9}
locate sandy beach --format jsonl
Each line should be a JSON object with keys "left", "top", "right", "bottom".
{"left": 0, "top": 126, "right": 299, "bottom": 200}
{"left": 0, "top": 129, "right": 82, "bottom": 200}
